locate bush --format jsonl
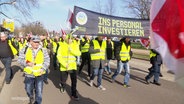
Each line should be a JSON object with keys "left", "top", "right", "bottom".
{"left": 131, "top": 42, "right": 147, "bottom": 49}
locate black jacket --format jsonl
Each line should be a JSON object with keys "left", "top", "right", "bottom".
{"left": 0, "top": 39, "right": 14, "bottom": 58}
{"left": 150, "top": 49, "right": 162, "bottom": 65}
{"left": 106, "top": 40, "right": 113, "bottom": 60}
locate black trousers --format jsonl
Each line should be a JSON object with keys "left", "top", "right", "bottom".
{"left": 60, "top": 70, "right": 77, "bottom": 96}
{"left": 79, "top": 52, "right": 91, "bottom": 76}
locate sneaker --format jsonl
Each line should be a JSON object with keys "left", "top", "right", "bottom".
{"left": 123, "top": 84, "right": 131, "bottom": 88}
{"left": 148, "top": 67, "right": 152, "bottom": 72}
{"left": 145, "top": 77, "right": 150, "bottom": 84}
{"left": 44, "top": 80, "right": 48, "bottom": 84}
{"left": 159, "top": 73, "right": 163, "bottom": 77}
{"left": 89, "top": 80, "right": 93, "bottom": 87}
{"left": 71, "top": 95, "right": 79, "bottom": 101}
{"left": 153, "top": 81, "right": 161, "bottom": 86}
{"left": 59, "top": 84, "right": 65, "bottom": 93}
{"left": 6, "top": 80, "right": 10, "bottom": 84}
{"left": 28, "top": 97, "right": 34, "bottom": 104}
{"left": 105, "top": 71, "right": 109, "bottom": 75}
{"left": 110, "top": 78, "right": 115, "bottom": 83}
{"left": 97, "top": 85, "right": 106, "bottom": 90}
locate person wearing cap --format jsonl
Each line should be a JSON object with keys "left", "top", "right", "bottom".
{"left": 18, "top": 35, "right": 50, "bottom": 104}
{"left": 111, "top": 37, "right": 132, "bottom": 88}
{"left": 0, "top": 32, "right": 18, "bottom": 84}
{"left": 57, "top": 34, "right": 81, "bottom": 100}
{"left": 89, "top": 35, "right": 107, "bottom": 90}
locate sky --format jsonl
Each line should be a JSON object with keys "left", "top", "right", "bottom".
{"left": 2, "top": 0, "right": 134, "bottom": 32}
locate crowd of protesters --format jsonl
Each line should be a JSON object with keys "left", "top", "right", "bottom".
{"left": 0, "top": 32, "right": 162, "bottom": 104}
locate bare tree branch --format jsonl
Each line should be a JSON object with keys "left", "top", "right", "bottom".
{"left": 105, "top": 0, "right": 116, "bottom": 15}
{"left": 93, "top": 0, "right": 116, "bottom": 15}
{"left": 0, "top": 0, "right": 16, "bottom": 6}
{"left": 0, "top": 11, "right": 11, "bottom": 18}
{"left": 93, "top": 0, "right": 103, "bottom": 13}
{"left": 0, "top": 0, "right": 39, "bottom": 20}
{"left": 122, "top": 0, "right": 151, "bottom": 19}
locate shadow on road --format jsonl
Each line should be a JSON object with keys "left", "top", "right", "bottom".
{"left": 130, "top": 66, "right": 149, "bottom": 74}
{"left": 12, "top": 65, "right": 22, "bottom": 74}
{"left": 11, "top": 65, "right": 22, "bottom": 79}
{"left": 64, "top": 84, "right": 99, "bottom": 104}
{"left": 102, "top": 67, "right": 148, "bottom": 85}
{"left": 77, "top": 71, "right": 91, "bottom": 87}
{"left": 0, "top": 67, "right": 3, "bottom": 76}
{"left": 48, "top": 54, "right": 61, "bottom": 89}
{"left": 48, "top": 67, "right": 61, "bottom": 89}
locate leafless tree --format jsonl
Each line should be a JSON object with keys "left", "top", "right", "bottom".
{"left": 0, "top": 0, "right": 39, "bottom": 19}
{"left": 20, "top": 21, "right": 47, "bottom": 36}
{"left": 93, "top": 0, "right": 103, "bottom": 13}
{"left": 93, "top": 0, "right": 116, "bottom": 15}
{"left": 122, "top": 0, "right": 151, "bottom": 19}
{"left": 105, "top": 0, "right": 116, "bottom": 15}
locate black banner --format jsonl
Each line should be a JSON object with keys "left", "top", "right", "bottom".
{"left": 72, "top": 6, "right": 150, "bottom": 38}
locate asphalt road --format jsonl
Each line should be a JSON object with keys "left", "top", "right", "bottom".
{"left": 0, "top": 58, "right": 183, "bottom": 104}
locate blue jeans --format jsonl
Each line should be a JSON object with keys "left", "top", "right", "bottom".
{"left": 90, "top": 68, "right": 104, "bottom": 87}
{"left": 104, "top": 60, "right": 112, "bottom": 73}
{"left": 44, "top": 69, "right": 48, "bottom": 81}
{"left": 112, "top": 60, "right": 130, "bottom": 85}
{"left": 0, "top": 57, "right": 12, "bottom": 82}
{"left": 76, "top": 56, "right": 81, "bottom": 65}
{"left": 146, "top": 62, "right": 161, "bottom": 82}
{"left": 24, "top": 76, "right": 44, "bottom": 104}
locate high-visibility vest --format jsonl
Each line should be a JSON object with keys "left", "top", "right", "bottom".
{"left": 57, "top": 42, "right": 80, "bottom": 71}
{"left": 8, "top": 40, "right": 18, "bottom": 56}
{"left": 43, "top": 39, "right": 48, "bottom": 48}
{"left": 150, "top": 50, "right": 157, "bottom": 59}
{"left": 73, "top": 39, "right": 80, "bottom": 52}
{"left": 90, "top": 40, "right": 106, "bottom": 60}
{"left": 119, "top": 43, "right": 130, "bottom": 61}
{"left": 52, "top": 41, "right": 58, "bottom": 53}
{"left": 111, "top": 41, "right": 114, "bottom": 50}
{"left": 24, "top": 48, "right": 45, "bottom": 76}
{"left": 18, "top": 40, "right": 27, "bottom": 51}
{"left": 81, "top": 38, "right": 90, "bottom": 53}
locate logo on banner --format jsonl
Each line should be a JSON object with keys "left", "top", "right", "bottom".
{"left": 76, "top": 12, "right": 88, "bottom": 25}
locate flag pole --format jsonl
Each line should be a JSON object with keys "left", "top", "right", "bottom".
{"left": 66, "top": 26, "right": 79, "bottom": 70}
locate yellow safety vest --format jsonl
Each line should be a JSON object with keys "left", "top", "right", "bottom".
{"left": 90, "top": 40, "right": 106, "bottom": 60}
{"left": 24, "top": 48, "right": 45, "bottom": 76}
{"left": 81, "top": 38, "right": 90, "bottom": 53}
{"left": 52, "top": 41, "right": 58, "bottom": 53}
{"left": 8, "top": 40, "right": 18, "bottom": 56}
{"left": 119, "top": 43, "right": 130, "bottom": 61}
{"left": 18, "top": 41, "right": 27, "bottom": 51}
{"left": 43, "top": 39, "right": 48, "bottom": 48}
{"left": 111, "top": 41, "right": 114, "bottom": 50}
{"left": 150, "top": 50, "right": 156, "bottom": 59}
{"left": 57, "top": 42, "right": 80, "bottom": 71}
{"left": 73, "top": 39, "right": 80, "bottom": 52}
